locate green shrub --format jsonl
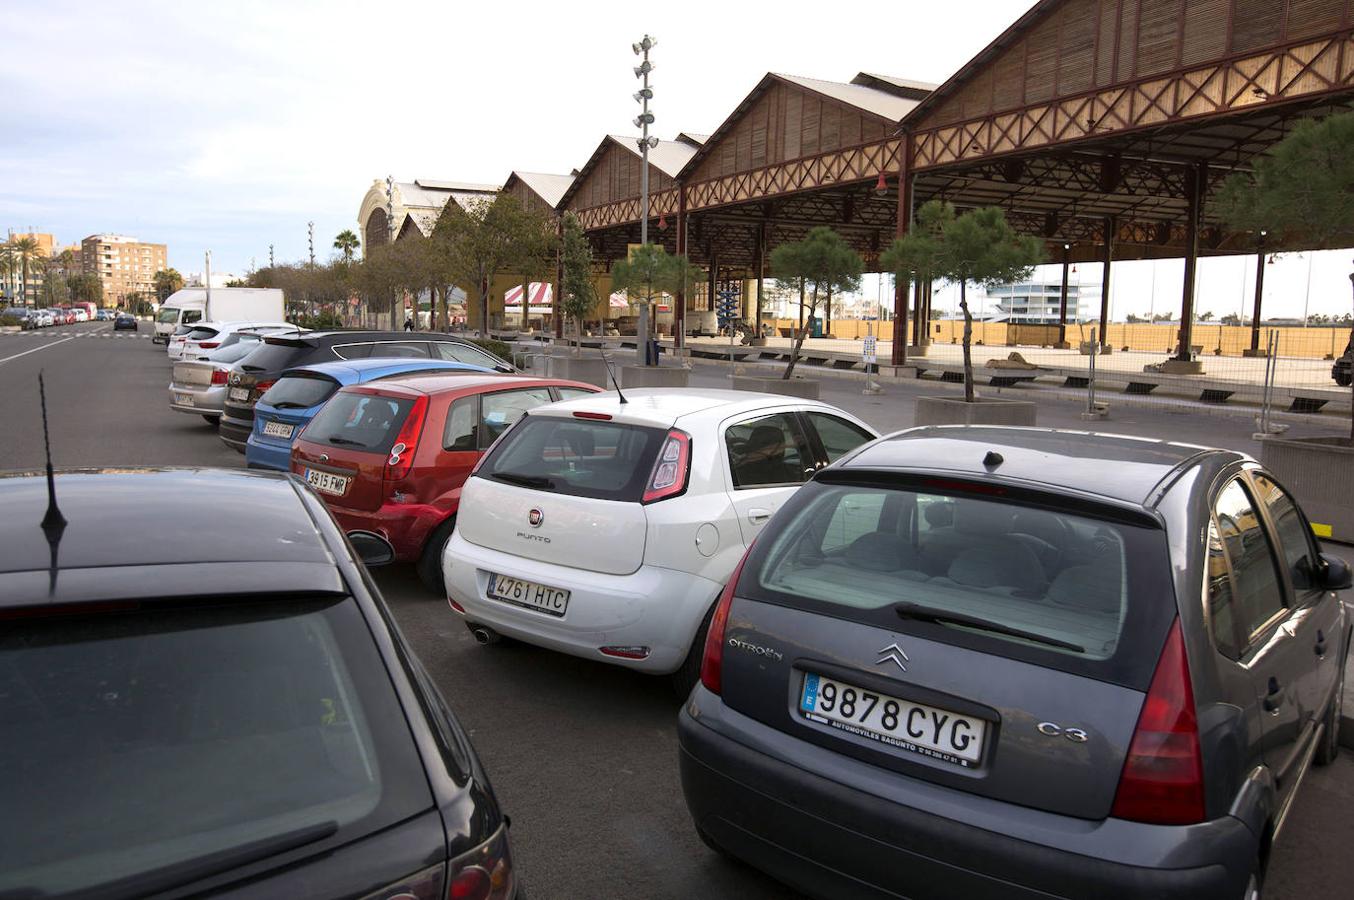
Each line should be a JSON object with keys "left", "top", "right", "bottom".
{"left": 469, "top": 338, "right": 512, "bottom": 364}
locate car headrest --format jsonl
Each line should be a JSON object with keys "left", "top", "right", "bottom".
{"left": 923, "top": 502, "right": 955, "bottom": 529}
{"left": 946, "top": 544, "right": 1044, "bottom": 592}
{"left": 1047, "top": 565, "right": 1121, "bottom": 614}
{"left": 953, "top": 501, "right": 1017, "bottom": 536}
{"left": 845, "top": 532, "right": 922, "bottom": 573}
{"left": 746, "top": 425, "right": 784, "bottom": 453}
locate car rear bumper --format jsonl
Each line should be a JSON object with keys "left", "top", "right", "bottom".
{"left": 324, "top": 501, "right": 450, "bottom": 562}
{"left": 168, "top": 383, "right": 225, "bottom": 416}
{"left": 219, "top": 413, "right": 253, "bottom": 452}
{"left": 245, "top": 434, "right": 293, "bottom": 472}
{"left": 442, "top": 530, "right": 722, "bottom": 673}
{"left": 678, "top": 690, "right": 1257, "bottom": 900}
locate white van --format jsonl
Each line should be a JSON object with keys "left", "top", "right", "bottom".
{"left": 153, "top": 288, "right": 286, "bottom": 344}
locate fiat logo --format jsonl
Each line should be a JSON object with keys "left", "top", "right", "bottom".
{"left": 528, "top": 508, "right": 544, "bottom": 527}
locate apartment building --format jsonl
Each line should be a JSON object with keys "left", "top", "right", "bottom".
{"left": 81, "top": 234, "right": 168, "bottom": 305}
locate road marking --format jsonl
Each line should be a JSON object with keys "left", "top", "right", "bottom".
{"left": 0, "top": 336, "right": 75, "bottom": 366}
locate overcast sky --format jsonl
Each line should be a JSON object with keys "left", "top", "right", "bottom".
{"left": 3, "top": 0, "right": 1350, "bottom": 319}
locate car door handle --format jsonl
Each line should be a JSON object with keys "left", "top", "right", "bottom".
{"left": 1315, "top": 628, "right": 1326, "bottom": 658}
{"left": 748, "top": 508, "right": 771, "bottom": 525}
{"left": 1263, "top": 676, "right": 1283, "bottom": 713}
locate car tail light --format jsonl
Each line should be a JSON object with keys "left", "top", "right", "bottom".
{"left": 385, "top": 395, "right": 429, "bottom": 482}
{"left": 447, "top": 823, "right": 514, "bottom": 900}
{"left": 363, "top": 862, "right": 444, "bottom": 900}
{"left": 1110, "top": 618, "right": 1205, "bottom": 825}
{"left": 700, "top": 546, "right": 753, "bottom": 695}
{"left": 600, "top": 645, "right": 650, "bottom": 660}
{"left": 253, "top": 380, "right": 275, "bottom": 398}
{"left": 210, "top": 369, "right": 228, "bottom": 386}
{"left": 642, "top": 429, "right": 691, "bottom": 504}
{"left": 198, "top": 341, "right": 219, "bottom": 349}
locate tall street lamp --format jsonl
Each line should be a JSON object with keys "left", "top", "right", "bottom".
{"left": 632, "top": 35, "right": 658, "bottom": 247}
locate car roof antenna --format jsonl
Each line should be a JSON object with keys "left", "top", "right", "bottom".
{"left": 38, "top": 371, "right": 67, "bottom": 595}
{"left": 600, "top": 351, "right": 628, "bottom": 404}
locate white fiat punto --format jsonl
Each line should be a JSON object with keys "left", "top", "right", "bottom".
{"left": 441, "top": 388, "right": 879, "bottom": 692}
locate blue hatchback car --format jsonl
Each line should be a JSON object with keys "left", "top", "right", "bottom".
{"left": 245, "top": 358, "right": 492, "bottom": 471}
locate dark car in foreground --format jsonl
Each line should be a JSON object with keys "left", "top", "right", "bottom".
{"left": 680, "top": 426, "right": 1350, "bottom": 900}
{"left": 0, "top": 469, "right": 518, "bottom": 900}
{"left": 218, "top": 331, "right": 515, "bottom": 453}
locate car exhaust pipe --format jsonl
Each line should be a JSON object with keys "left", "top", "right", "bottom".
{"left": 470, "top": 625, "right": 501, "bottom": 645}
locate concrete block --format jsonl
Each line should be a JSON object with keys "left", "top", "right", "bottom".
{"left": 621, "top": 365, "right": 689, "bottom": 389}
{"left": 914, "top": 396, "right": 1038, "bottom": 427}
{"left": 549, "top": 355, "right": 612, "bottom": 388}
{"left": 731, "top": 375, "right": 821, "bottom": 400}
{"left": 1160, "top": 359, "right": 1205, "bottom": 375}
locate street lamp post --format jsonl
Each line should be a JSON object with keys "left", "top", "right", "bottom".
{"left": 632, "top": 35, "right": 658, "bottom": 247}
{"left": 632, "top": 34, "right": 659, "bottom": 362}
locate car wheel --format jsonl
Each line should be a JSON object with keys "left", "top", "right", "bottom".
{"left": 416, "top": 516, "right": 457, "bottom": 596}
{"left": 1337, "top": 373, "right": 1352, "bottom": 388}
{"left": 695, "top": 824, "right": 737, "bottom": 862}
{"left": 670, "top": 604, "right": 715, "bottom": 699}
{"left": 1315, "top": 659, "right": 1344, "bottom": 766}
{"left": 202, "top": 415, "right": 219, "bottom": 428}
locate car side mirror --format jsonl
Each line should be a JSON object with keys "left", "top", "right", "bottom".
{"left": 348, "top": 531, "right": 394, "bottom": 568}
{"left": 1318, "top": 553, "right": 1353, "bottom": 591}
{"left": 494, "top": 363, "right": 515, "bottom": 374}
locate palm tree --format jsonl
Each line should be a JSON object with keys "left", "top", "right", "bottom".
{"left": 11, "top": 236, "right": 42, "bottom": 307}
{"left": 0, "top": 245, "right": 16, "bottom": 303}
{"left": 333, "top": 230, "right": 360, "bottom": 263}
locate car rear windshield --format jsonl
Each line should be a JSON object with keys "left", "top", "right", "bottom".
{"left": 237, "top": 341, "right": 308, "bottom": 373}
{"left": 476, "top": 415, "right": 666, "bottom": 502}
{"left": 185, "top": 327, "right": 219, "bottom": 341}
{"left": 261, "top": 374, "right": 340, "bottom": 410}
{"left": 208, "top": 340, "right": 260, "bottom": 364}
{"left": 0, "top": 596, "right": 431, "bottom": 898}
{"left": 740, "top": 478, "right": 1176, "bottom": 688}
{"left": 302, "top": 391, "right": 415, "bottom": 454}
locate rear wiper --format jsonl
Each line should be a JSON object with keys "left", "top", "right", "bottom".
{"left": 893, "top": 602, "right": 1086, "bottom": 653}
{"left": 325, "top": 436, "right": 363, "bottom": 446}
{"left": 491, "top": 471, "right": 555, "bottom": 489}
{"left": 81, "top": 820, "right": 337, "bottom": 900}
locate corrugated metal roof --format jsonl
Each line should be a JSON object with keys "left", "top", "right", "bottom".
{"left": 414, "top": 179, "right": 499, "bottom": 193}
{"left": 607, "top": 135, "right": 698, "bottom": 178}
{"left": 850, "top": 72, "right": 938, "bottom": 100}
{"left": 677, "top": 132, "right": 711, "bottom": 146}
{"left": 511, "top": 171, "right": 575, "bottom": 208}
{"left": 774, "top": 73, "right": 922, "bottom": 121}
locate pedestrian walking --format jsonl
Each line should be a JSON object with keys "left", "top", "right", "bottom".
{"left": 404, "top": 315, "right": 414, "bottom": 332}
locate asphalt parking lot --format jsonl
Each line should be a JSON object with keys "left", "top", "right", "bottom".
{"left": 3, "top": 321, "right": 1353, "bottom": 899}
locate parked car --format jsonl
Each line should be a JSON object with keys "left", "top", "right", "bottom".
{"left": 72, "top": 308, "right": 88, "bottom": 322}
{"left": 169, "top": 336, "right": 275, "bottom": 424}
{"left": 678, "top": 425, "right": 1351, "bottom": 900}
{"left": 174, "top": 320, "right": 300, "bottom": 361}
{"left": 113, "top": 312, "right": 138, "bottom": 331}
{"left": 219, "top": 331, "right": 515, "bottom": 454}
{"left": 247, "top": 358, "right": 496, "bottom": 472}
{"left": 2, "top": 307, "right": 37, "bottom": 329}
{"left": 0, "top": 468, "right": 519, "bottom": 900}
{"left": 1333, "top": 335, "right": 1352, "bottom": 387}
{"left": 293, "top": 373, "right": 600, "bottom": 593}
{"left": 441, "top": 389, "right": 879, "bottom": 689}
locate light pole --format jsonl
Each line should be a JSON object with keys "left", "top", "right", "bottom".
{"left": 307, "top": 221, "right": 315, "bottom": 268}
{"left": 268, "top": 244, "right": 274, "bottom": 268}
{"left": 632, "top": 35, "right": 658, "bottom": 247}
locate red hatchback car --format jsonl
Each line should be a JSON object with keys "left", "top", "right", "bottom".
{"left": 291, "top": 373, "right": 600, "bottom": 593}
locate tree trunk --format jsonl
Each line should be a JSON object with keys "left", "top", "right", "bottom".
{"left": 785, "top": 286, "right": 818, "bottom": 380}
{"left": 479, "top": 275, "right": 490, "bottom": 338}
{"left": 798, "top": 279, "right": 806, "bottom": 333}
{"left": 960, "top": 281, "right": 975, "bottom": 403}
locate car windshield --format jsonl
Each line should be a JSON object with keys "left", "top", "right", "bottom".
{"left": 477, "top": 415, "right": 666, "bottom": 502}
{"left": 302, "top": 391, "right": 415, "bottom": 453}
{"left": 156, "top": 307, "right": 180, "bottom": 323}
{"left": 0, "top": 596, "right": 431, "bottom": 898}
{"left": 742, "top": 480, "right": 1176, "bottom": 687}
{"left": 207, "top": 340, "right": 261, "bottom": 364}
{"left": 186, "top": 327, "right": 219, "bottom": 341}
{"left": 261, "top": 374, "right": 341, "bottom": 410}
